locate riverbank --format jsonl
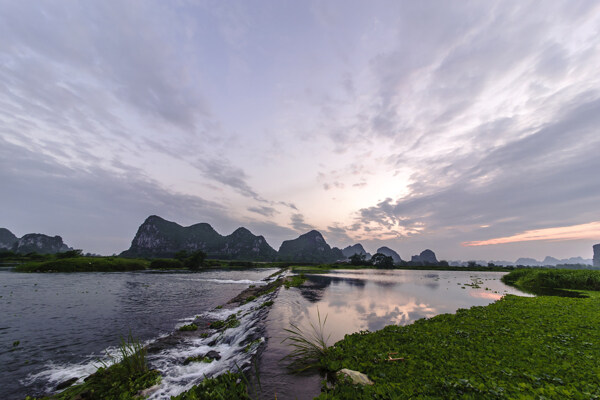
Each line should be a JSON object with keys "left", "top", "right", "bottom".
{"left": 314, "top": 269, "right": 600, "bottom": 399}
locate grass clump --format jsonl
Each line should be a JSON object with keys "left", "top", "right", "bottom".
{"left": 259, "top": 300, "right": 274, "bottom": 309}
{"left": 242, "top": 295, "right": 257, "bottom": 304}
{"left": 170, "top": 372, "right": 250, "bottom": 400}
{"left": 27, "top": 335, "right": 159, "bottom": 400}
{"left": 15, "top": 257, "right": 148, "bottom": 272}
{"left": 179, "top": 323, "right": 198, "bottom": 332}
{"left": 282, "top": 308, "right": 330, "bottom": 373}
{"left": 210, "top": 314, "right": 240, "bottom": 330}
{"left": 284, "top": 274, "right": 307, "bottom": 289}
{"left": 183, "top": 355, "right": 214, "bottom": 365}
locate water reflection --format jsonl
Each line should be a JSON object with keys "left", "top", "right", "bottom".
{"left": 258, "top": 269, "right": 530, "bottom": 399}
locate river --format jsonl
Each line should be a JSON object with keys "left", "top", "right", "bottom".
{"left": 0, "top": 268, "right": 528, "bottom": 399}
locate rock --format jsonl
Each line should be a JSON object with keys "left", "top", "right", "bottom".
{"left": 137, "top": 384, "right": 161, "bottom": 397}
{"left": 205, "top": 350, "right": 221, "bottom": 360}
{"left": 594, "top": 244, "right": 600, "bottom": 268}
{"left": 336, "top": 369, "right": 374, "bottom": 385}
{"left": 56, "top": 377, "right": 78, "bottom": 390}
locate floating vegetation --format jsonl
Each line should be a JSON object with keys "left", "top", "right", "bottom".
{"left": 170, "top": 372, "right": 250, "bottom": 400}
{"left": 316, "top": 270, "right": 600, "bottom": 399}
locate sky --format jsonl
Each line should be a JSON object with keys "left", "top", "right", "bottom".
{"left": 1, "top": 0, "right": 600, "bottom": 261}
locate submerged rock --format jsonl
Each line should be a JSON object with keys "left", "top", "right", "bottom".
{"left": 336, "top": 369, "right": 374, "bottom": 385}
{"left": 137, "top": 384, "right": 161, "bottom": 397}
{"left": 205, "top": 350, "right": 221, "bottom": 360}
{"left": 55, "top": 377, "right": 78, "bottom": 390}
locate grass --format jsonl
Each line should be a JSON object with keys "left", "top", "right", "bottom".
{"left": 502, "top": 268, "right": 600, "bottom": 294}
{"left": 314, "top": 269, "right": 600, "bottom": 399}
{"left": 15, "top": 256, "right": 149, "bottom": 272}
{"left": 210, "top": 314, "right": 241, "bottom": 330}
{"left": 183, "top": 355, "right": 214, "bottom": 365}
{"left": 179, "top": 323, "right": 198, "bottom": 331}
{"left": 284, "top": 273, "right": 307, "bottom": 289}
{"left": 27, "top": 335, "right": 159, "bottom": 400}
{"left": 282, "top": 308, "right": 331, "bottom": 373}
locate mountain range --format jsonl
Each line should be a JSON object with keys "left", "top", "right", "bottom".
{"left": 0, "top": 228, "right": 72, "bottom": 254}
{"left": 2, "top": 216, "right": 597, "bottom": 266}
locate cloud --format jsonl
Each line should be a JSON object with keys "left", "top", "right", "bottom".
{"left": 248, "top": 206, "right": 278, "bottom": 217}
{"left": 195, "top": 158, "right": 264, "bottom": 201}
{"left": 0, "top": 137, "right": 232, "bottom": 254}
{"left": 463, "top": 221, "right": 600, "bottom": 246}
{"left": 290, "top": 214, "right": 313, "bottom": 232}
{"left": 354, "top": 94, "right": 600, "bottom": 242}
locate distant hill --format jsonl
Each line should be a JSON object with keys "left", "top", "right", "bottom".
{"left": 411, "top": 249, "right": 438, "bottom": 265}
{"left": 0, "top": 227, "right": 72, "bottom": 254}
{"left": 0, "top": 228, "right": 18, "bottom": 250}
{"left": 376, "top": 246, "right": 402, "bottom": 264}
{"left": 120, "top": 215, "right": 277, "bottom": 260}
{"left": 342, "top": 244, "right": 371, "bottom": 260}
{"left": 278, "top": 230, "right": 344, "bottom": 263}
{"left": 513, "top": 256, "right": 593, "bottom": 266}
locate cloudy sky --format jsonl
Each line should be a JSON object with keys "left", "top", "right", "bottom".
{"left": 1, "top": 0, "right": 600, "bottom": 261}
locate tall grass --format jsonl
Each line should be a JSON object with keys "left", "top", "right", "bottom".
{"left": 502, "top": 268, "right": 600, "bottom": 292}
{"left": 282, "top": 308, "right": 331, "bottom": 373}
{"left": 118, "top": 333, "right": 148, "bottom": 375}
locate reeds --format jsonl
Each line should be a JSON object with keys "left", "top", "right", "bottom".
{"left": 282, "top": 308, "right": 331, "bottom": 373}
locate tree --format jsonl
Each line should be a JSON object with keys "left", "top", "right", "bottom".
{"left": 349, "top": 253, "right": 367, "bottom": 266}
{"left": 371, "top": 253, "right": 394, "bottom": 269}
{"left": 185, "top": 250, "right": 207, "bottom": 271}
{"left": 56, "top": 249, "right": 83, "bottom": 259}
{"left": 174, "top": 250, "right": 189, "bottom": 261}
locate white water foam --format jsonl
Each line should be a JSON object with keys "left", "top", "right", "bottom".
{"left": 178, "top": 278, "right": 266, "bottom": 285}
{"left": 146, "top": 296, "right": 273, "bottom": 399}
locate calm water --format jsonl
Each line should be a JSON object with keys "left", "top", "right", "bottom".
{"left": 257, "top": 269, "right": 530, "bottom": 400}
{"left": 0, "top": 268, "right": 277, "bottom": 400}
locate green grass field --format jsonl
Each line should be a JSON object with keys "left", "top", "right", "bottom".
{"left": 315, "top": 269, "right": 600, "bottom": 399}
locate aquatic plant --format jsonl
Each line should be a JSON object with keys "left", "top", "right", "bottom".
{"left": 316, "top": 290, "right": 600, "bottom": 398}
{"left": 169, "top": 371, "right": 250, "bottom": 400}
{"left": 282, "top": 308, "right": 331, "bottom": 373}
